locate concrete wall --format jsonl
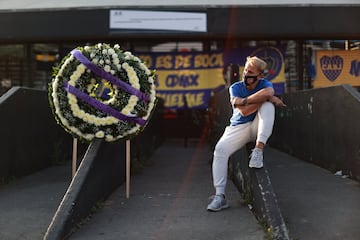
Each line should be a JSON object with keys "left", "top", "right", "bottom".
{"left": 270, "top": 84, "right": 360, "bottom": 180}
{"left": 0, "top": 87, "right": 74, "bottom": 181}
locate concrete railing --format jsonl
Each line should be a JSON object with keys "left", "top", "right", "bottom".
{"left": 270, "top": 84, "right": 360, "bottom": 181}
{"left": 229, "top": 144, "right": 289, "bottom": 240}
{"left": 0, "top": 87, "right": 75, "bottom": 181}
{"left": 43, "top": 139, "right": 125, "bottom": 239}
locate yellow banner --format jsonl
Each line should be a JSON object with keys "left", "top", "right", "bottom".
{"left": 314, "top": 50, "right": 360, "bottom": 88}
{"left": 137, "top": 46, "right": 286, "bottom": 109}
{"left": 156, "top": 68, "right": 224, "bottom": 91}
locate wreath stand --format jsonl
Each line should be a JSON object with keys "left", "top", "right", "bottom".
{"left": 125, "top": 140, "right": 131, "bottom": 199}
{"left": 71, "top": 138, "right": 78, "bottom": 178}
{"left": 71, "top": 137, "right": 131, "bottom": 199}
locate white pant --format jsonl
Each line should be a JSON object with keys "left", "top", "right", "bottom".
{"left": 212, "top": 102, "right": 275, "bottom": 195}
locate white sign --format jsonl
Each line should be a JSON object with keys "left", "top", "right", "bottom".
{"left": 110, "top": 10, "right": 207, "bottom": 32}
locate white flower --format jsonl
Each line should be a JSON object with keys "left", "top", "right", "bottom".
{"left": 84, "top": 134, "right": 94, "bottom": 141}
{"left": 129, "top": 95, "right": 138, "bottom": 104}
{"left": 88, "top": 115, "right": 96, "bottom": 124}
{"left": 76, "top": 64, "right": 86, "bottom": 73}
{"left": 95, "top": 131, "right": 105, "bottom": 138}
{"left": 121, "top": 105, "right": 131, "bottom": 115}
{"left": 140, "top": 63, "right": 151, "bottom": 74}
{"left": 53, "top": 97, "right": 59, "bottom": 107}
{"left": 108, "top": 49, "right": 115, "bottom": 55}
{"left": 104, "top": 65, "right": 111, "bottom": 72}
{"left": 70, "top": 72, "right": 78, "bottom": 82}
{"left": 150, "top": 89, "right": 156, "bottom": 97}
{"left": 68, "top": 95, "right": 76, "bottom": 105}
{"left": 113, "top": 58, "right": 120, "bottom": 65}
{"left": 105, "top": 135, "right": 114, "bottom": 142}
{"left": 93, "top": 118, "right": 101, "bottom": 126}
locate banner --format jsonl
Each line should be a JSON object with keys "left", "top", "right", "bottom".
{"left": 137, "top": 45, "right": 285, "bottom": 109}
{"left": 314, "top": 50, "right": 360, "bottom": 88}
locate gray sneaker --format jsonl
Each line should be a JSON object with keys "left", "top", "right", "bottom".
{"left": 207, "top": 194, "right": 229, "bottom": 212}
{"left": 249, "top": 148, "right": 263, "bottom": 168}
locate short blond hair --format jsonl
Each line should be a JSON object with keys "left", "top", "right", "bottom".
{"left": 245, "top": 56, "right": 267, "bottom": 73}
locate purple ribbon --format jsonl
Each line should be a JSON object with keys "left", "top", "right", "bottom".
{"left": 71, "top": 49, "right": 150, "bottom": 103}
{"left": 64, "top": 81, "right": 146, "bottom": 126}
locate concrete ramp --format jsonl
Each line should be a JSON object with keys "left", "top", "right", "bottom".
{"left": 68, "top": 139, "right": 265, "bottom": 240}
{"left": 266, "top": 147, "right": 360, "bottom": 240}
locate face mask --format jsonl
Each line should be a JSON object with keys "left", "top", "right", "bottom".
{"left": 243, "top": 75, "right": 258, "bottom": 86}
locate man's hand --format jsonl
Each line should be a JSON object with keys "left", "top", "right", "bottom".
{"left": 231, "top": 97, "right": 260, "bottom": 117}
{"left": 231, "top": 97, "right": 247, "bottom": 107}
{"left": 269, "top": 96, "right": 286, "bottom": 107}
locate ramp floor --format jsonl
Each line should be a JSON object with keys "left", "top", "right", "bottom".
{"left": 265, "top": 147, "right": 360, "bottom": 240}
{"left": 0, "top": 164, "right": 71, "bottom": 240}
{"left": 69, "top": 138, "right": 265, "bottom": 240}
{"left": 2, "top": 139, "right": 360, "bottom": 240}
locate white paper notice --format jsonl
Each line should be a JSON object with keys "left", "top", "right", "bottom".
{"left": 110, "top": 10, "right": 207, "bottom": 32}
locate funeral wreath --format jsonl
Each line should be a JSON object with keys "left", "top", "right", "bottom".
{"left": 48, "top": 43, "right": 157, "bottom": 142}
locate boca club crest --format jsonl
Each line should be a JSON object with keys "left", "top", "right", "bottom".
{"left": 250, "top": 46, "right": 283, "bottom": 81}
{"left": 320, "top": 55, "right": 343, "bottom": 82}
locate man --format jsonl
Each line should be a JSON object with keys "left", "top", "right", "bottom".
{"left": 207, "top": 56, "right": 285, "bottom": 212}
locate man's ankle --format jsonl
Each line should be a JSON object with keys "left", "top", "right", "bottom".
{"left": 216, "top": 193, "right": 225, "bottom": 198}
{"left": 255, "top": 141, "right": 265, "bottom": 150}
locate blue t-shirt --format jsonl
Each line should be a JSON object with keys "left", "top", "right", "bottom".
{"left": 229, "top": 79, "right": 273, "bottom": 126}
